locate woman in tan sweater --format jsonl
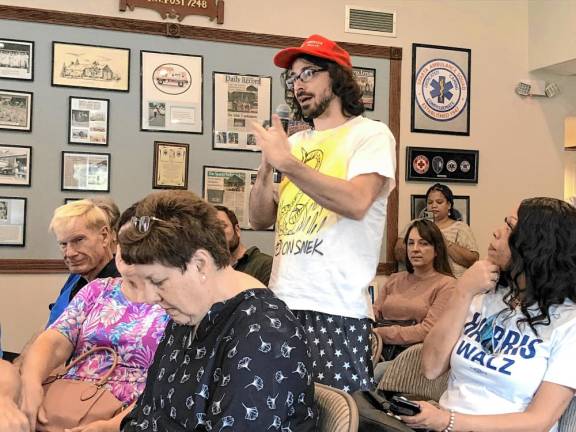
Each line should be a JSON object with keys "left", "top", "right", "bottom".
{"left": 374, "top": 219, "right": 455, "bottom": 364}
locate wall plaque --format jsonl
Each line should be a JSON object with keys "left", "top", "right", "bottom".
{"left": 119, "top": 0, "right": 224, "bottom": 24}
{"left": 406, "top": 146, "right": 478, "bottom": 183}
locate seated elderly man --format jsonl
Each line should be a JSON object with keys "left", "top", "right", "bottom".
{"left": 215, "top": 205, "right": 273, "bottom": 285}
{"left": 46, "top": 199, "right": 120, "bottom": 326}
{"left": 13, "top": 199, "right": 121, "bottom": 369}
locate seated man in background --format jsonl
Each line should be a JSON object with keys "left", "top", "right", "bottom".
{"left": 0, "top": 359, "right": 28, "bottom": 432}
{"left": 215, "top": 205, "right": 273, "bottom": 285}
{"left": 46, "top": 198, "right": 120, "bottom": 326}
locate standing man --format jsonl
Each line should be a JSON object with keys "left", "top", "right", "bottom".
{"left": 250, "top": 35, "right": 396, "bottom": 392}
{"left": 215, "top": 205, "right": 273, "bottom": 285}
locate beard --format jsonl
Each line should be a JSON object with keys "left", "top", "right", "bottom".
{"left": 228, "top": 233, "right": 240, "bottom": 255}
{"left": 299, "top": 89, "right": 335, "bottom": 119}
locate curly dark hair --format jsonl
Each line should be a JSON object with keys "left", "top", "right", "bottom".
{"left": 503, "top": 197, "right": 576, "bottom": 334}
{"left": 404, "top": 219, "right": 454, "bottom": 277}
{"left": 119, "top": 191, "right": 230, "bottom": 272}
{"left": 281, "top": 54, "right": 365, "bottom": 122}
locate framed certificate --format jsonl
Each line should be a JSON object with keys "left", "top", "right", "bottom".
{"left": 153, "top": 141, "right": 189, "bottom": 189}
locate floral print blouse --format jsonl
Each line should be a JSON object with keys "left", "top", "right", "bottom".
{"left": 50, "top": 277, "right": 169, "bottom": 404}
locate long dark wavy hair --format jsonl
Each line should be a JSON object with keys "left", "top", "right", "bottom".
{"left": 404, "top": 219, "right": 454, "bottom": 277}
{"left": 281, "top": 54, "right": 365, "bottom": 122}
{"left": 503, "top": 197, "right": 576, "bottom": 333}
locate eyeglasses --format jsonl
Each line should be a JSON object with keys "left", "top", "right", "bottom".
{"left": 504, "top": 216, "right": 517, "bottom": 231}
{"left": 131, "top": 216, "right": 165, "bottom": 233}
{"left": 285, "top": 67, "right": 326, "bottom": 90}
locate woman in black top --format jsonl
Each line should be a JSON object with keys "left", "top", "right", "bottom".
{"left": 118, "top": 190, "right": 317, "bottom": 432}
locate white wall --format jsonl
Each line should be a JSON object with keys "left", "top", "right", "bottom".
{"left": 528, "top": 0, "right": 576, "bottom": 71}
{"left": 0, "top": 0, "right": 571, "bottom": 349}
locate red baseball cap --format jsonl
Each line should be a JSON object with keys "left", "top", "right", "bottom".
{"left": 274, "top": 34, "right": 352, "bottom": 69}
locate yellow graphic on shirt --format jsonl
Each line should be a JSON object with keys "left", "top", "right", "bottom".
{"left": 275, "top": 127, "right": 351, "bottom": 257}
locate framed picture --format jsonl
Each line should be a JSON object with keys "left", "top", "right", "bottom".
{"left": 212, "top": 72, "right": 272, "bottom": 151}
{"left": 64, "top": 197, "right": 83, "bottom": 204}
{"left": 141, "top": 50, "right": 203, "bottom": 133}
{"left": 52, "top": 42, "right": 130, "bottom": 92}
{"left": 0, "top": 38, "right": 34, "bottom": 80}
{"left": 68, "top": 97, "right": 110, "bottom": 145}
{"left": 406, "top": 146, "right": 479, "bottom": 183}
{"left": 411, "top": 194, "right": 470, "bottom": 225}
{"left": 203, "top": 165, "right": 273, "bottom": 230}
{"left": 0, "top": 145, "right": 31, "bottom": 186}
{"left": 153, "top": 141, "right": 189, "bottom": 189}
{"left": 0, "top": 89, "right": 32, "bottom": 132}
{"left": 0, "top": 196, "right": 26, "bottom": 246}
{"left": 411, "top": 43, "right": 471, "bottom": 135}
{"left": 61, "top": 151, "right": 110, "bottom": 192}
{"left": 352, "top": 67, "right": 376, "bottom": 111}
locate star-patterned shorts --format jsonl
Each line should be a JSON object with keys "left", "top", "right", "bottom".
{"left": 293, "top": 310, "right": 375, "bottom": 393}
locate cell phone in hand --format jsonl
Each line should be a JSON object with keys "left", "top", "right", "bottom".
{"left": 423, "top": 210, "right": 434, "bottom": 222}
{"left": 389, "top": 395, "right": 421, "bottom": 416}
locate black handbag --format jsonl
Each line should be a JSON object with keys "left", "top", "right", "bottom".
{"left": 352, "top": 390, "right": 418, "bottom": 432}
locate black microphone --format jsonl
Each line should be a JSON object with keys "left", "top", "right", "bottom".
{"left": 275, "top": 103, "right": 291, "bottom": 134}
{"left": 273, "top": 104, "right": 291, "bottom": 183}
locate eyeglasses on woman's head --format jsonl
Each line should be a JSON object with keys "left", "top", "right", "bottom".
{"left": 131, "top": 216, "right": 165, "bottom": 233}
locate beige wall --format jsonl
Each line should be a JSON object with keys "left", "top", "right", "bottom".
{"left": 0, "top": 274, "right": 66, "bottom": 352}
{"left": 528, "top": 0, "right": 576, "bottom": 71}
{"left": 0, "top": 0, "right": 572, "bottom": 349}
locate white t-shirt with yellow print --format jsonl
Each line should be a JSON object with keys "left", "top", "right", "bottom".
{"left": 269, "top": 116, "right": 396, "bottom": 320}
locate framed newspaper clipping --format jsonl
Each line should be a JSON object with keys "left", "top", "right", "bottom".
{"left": 0, "top": 38, "right": 34, "bottom": 81}
{"left": 0, "top": 89, "right": 32, "bottom": 132}
{"left": 68, "top": 96, "right": 110, "bottom": 145}
{"left": 0, "top": 144, "right": 31, "bottom": 187}
{"left": 141, "top": 50, "right": 203, "bottom": 134}
{"left": 61, "top": 151, "right": 110, "bottom": 192}
{"left": 203, "top": 165, "right": 273, "bottom": 230}
{"left": 212, "top": 72, "right": 272, "bottom": 151}
{"left": 411, "top": 43, "right": 471, "bottom": 135}
{"left": 153, "top": 141, "right": 189, "bottom": 190}
{"left": 52, "top": 42, "right": 130, "bottom": 92}
{"left": 0, "top": 196, "right": 26, "bottom": 246}
{"left": 352, "top": 67, "right": 375, "bottom": 111}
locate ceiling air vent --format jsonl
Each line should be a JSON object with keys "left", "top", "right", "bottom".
{"left": 345, "top": 5, "right": 396, "bottom": 37}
